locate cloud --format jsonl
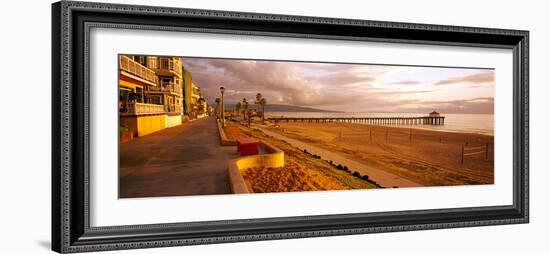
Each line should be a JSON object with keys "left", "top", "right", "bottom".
{"left": 375, "top": 89, "right": 432, "bottom": 95}
{"left": 435, "top": 71, "right": 494, "bottom": 86}
{"left": 313, "top": 73, "right": 375, "bottom": 87}
{"left": 184, "top": 59, "right": 375, "bottom": 107}
{"left": 391, "top": 80, "right": 419, "bottom": 85}
{"left": 182, "top": 57, "right": 494, "bottom": 114}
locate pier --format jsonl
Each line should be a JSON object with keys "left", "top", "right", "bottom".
{"left": 268, "top": 116, "right": 445, "bottom": 125}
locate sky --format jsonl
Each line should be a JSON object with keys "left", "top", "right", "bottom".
{"left": 182, "top": 57, "right": 495, "bottom": 114}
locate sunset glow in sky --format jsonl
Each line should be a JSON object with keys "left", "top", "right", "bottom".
{"left": 183, "top": 57, "right": 495, "bottom": 114}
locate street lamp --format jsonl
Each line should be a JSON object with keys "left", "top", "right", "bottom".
{"left": 219, "top": 86, "right": 226, "bottom": 127}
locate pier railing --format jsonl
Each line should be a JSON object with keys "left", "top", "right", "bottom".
{"left": 268, "top": 116, "right": 445, "bottom": 125}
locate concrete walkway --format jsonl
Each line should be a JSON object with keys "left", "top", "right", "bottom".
{"left": 119, "top": 117, "right": 237, "bottom": 198}
{"left": 256, "top": 126, "right": 422, "bottom": 188}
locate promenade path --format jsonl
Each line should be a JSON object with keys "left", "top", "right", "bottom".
{"left": 119, "top": 117, "right": 237, "bottom": 198}
{"left": 256, "top": 126, "right": 422, "bottom": 188}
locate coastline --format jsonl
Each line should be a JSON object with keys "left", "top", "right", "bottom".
{"left": 266, "top": 112, "right": 494, "bottom": 136}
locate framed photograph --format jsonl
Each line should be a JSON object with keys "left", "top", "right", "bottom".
{"left": 52, "top": 1, "right": 529, "bottom": 253}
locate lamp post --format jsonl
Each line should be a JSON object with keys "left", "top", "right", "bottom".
{"left": 219, "top": 86, "right": 226, "bottom": 127}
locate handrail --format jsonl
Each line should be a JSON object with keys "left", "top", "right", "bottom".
{"left": 121, "top": 102, "right": 164, "bottom": 115}
{"left": 120, "top": 56, "right": 158, "bottom": 84}
{"left": 147, "top": 81, "right": 182, "bottom": 94}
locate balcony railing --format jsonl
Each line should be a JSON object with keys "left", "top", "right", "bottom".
{"left": 120, "top": 56, "right": 159, "bottom": 84}
{"left": 121, "top": 102, "right": 165, "bottom": 115}
{"left": 164, "top": 104, "right": 182, "bottom": 113}
{"left": 147, "top": 81, "right": 182, "bottom": 94}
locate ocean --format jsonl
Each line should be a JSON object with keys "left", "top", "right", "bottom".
{"left": 264, "top": 112, "right": 494, "bottom": 135}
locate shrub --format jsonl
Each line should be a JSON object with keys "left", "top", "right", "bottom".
{"left": 352, "top": 171, "right": 361, "bottom": 178}
{"left": 119, "top": 124, "right": 129, "bottom": 137}
{"left": 361, "top": 175, "right": 370, "bottom": 181}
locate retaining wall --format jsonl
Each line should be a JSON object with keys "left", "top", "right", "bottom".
{"left": 121, "top": 114, "right": 183, "bottom": 137}
{"left": 227, "top": 142, "right": 284, "bottom": 194}
{"left": 217, "top": 119, "right": 238, "bottom": 146}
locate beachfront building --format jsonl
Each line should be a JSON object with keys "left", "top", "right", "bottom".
{"left": 198, "top": 95, "right": 207, "bottom": 116}
{"left": 119, "top": 55, "right": 184, "bottom": 137}
{"left": 189, "top": 83, "right": 201, "bottom": 115}
{"left": 182, "top": 69, "right": 192, "bottom": 117}
{"left": 119, "top": 55, "right": 159, "bottom": 110}
{"left": 144, "top": 56, "right": 184, "bottom": 127}
{"left": 181, "top": 70, "right": 197, "bottom": 117}
{"left": 191, "top": 85, "right": 208, "bottom": 118}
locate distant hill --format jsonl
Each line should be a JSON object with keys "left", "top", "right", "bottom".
{"left": 264, "top": 104, "right": 341, "bottom": 112}
{"left": 224, "top": 103, "right": 340, "bottom": 113}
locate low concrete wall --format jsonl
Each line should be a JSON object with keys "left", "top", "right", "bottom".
{"left": 120, "top": 114, "right": 166, "bottom": 137}
{"left": 121, "top": 114, "right": 182, "bottom": 138}
{"left": 165, "top": 114, "right": 182, "bottom": 128}
{"left": 228, "top": 141, "right": 285, "bottom": 194}
{"left": 217, "top": 119, "right": 238, "bottom": 146}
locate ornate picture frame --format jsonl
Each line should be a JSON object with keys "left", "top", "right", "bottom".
{"left": 52, "top": 1, "right": 529, "bottom": 253}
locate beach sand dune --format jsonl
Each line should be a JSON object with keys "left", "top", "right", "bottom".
{"left": 241, "top": 161, "right": 351, "bottom": 193}
{"left": 266, "top": 122, "right": 494, "bottom": 187}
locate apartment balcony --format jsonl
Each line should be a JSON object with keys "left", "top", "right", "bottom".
{"left": 119, "top": 55, "right": 158, "bottom": 86}
{"left": 152, "top": 58, "right": 182, "bottom": 77}
{"left": 146, "top": 81, "right": 182, "bottom": 95}
{"left": 164, "top": 104, "right": 183, "bottom": 114}
{"left": 120, "top": 102, "right": 165, "bottom": 116}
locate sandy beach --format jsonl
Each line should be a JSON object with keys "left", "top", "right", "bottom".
{"left": 227, "top": 122, "right": 378, "bottom": 193}
{"left": 264, "top": 122, "right": 494, "bottom": 187}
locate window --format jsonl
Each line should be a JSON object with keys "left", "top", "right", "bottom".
{"left": 159, "top": 57, "right": 170, "bottom": 70}
{"left": 149, "top": 96, "right": 162, "bottom": 105}
{"left": 147, "top": 57, "right": 157, "bottom": 69}
{"left": 160, "top": 77, "right": 172, "bottom": 87}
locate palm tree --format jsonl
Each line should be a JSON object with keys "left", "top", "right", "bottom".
{"left": 198, "top": 97, "right": 206, "bottom": 115}
{"left": 254, "top": 93, "right": 268, "bottom": 124}
{"left": 255, "top": 93, "right": 262, "bottom": 110}
{"left": 259, "top": 97, "right": 267, "bottom": 124}
{"left": 247, "top": 109, "right": 253, "bottom": 126}
{"left": 242, "top": 98, "right": 249, "bottom": 121}
{"left": 235, "top": 102, "right": 242, "bottom": 119}
{"left": 215, "top": 98, "right": 221, "bottom": 118}
{"left": 255, "top": 93, "right": 262, "bottom": 123}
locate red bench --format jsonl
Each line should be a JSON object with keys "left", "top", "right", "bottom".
{"left": 237, "top": 137, "right": 260, "bottom": 156}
